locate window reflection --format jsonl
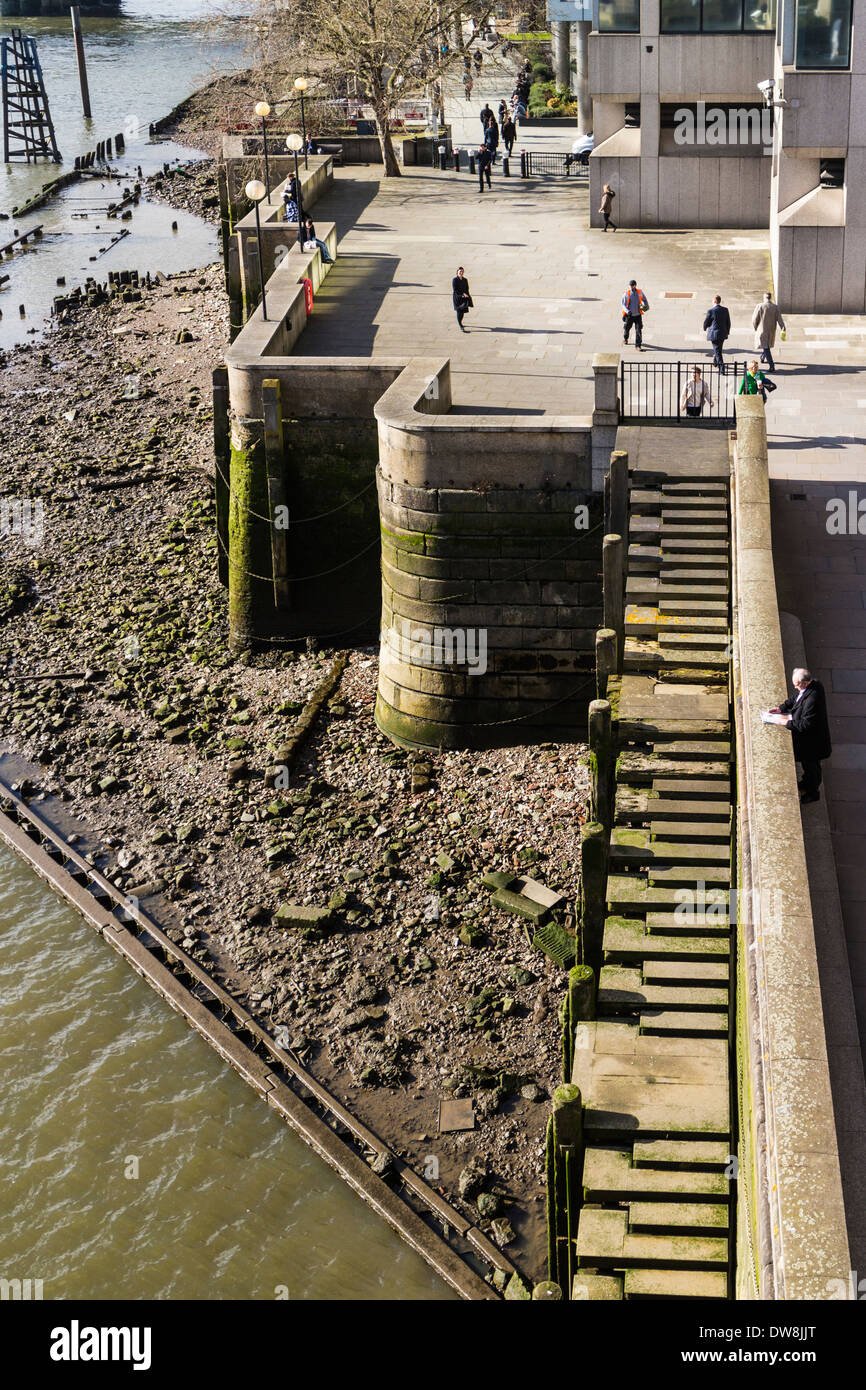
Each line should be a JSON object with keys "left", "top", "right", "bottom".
{"left": 598, "top": 0, "right": 641, "bottom": 30}
{"left": 795, "top": 0, "right": 851, "bottom": 67}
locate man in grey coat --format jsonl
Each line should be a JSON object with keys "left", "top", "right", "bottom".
{"left": 752, "top": 291, "right": 786, "bottom": 372}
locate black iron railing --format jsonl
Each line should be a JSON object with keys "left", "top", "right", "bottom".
{"left": 620, "top": 360, "right": 747, "bottom": 426}
{"left": 520, "top": 151, "right": 589, "bottom": 178}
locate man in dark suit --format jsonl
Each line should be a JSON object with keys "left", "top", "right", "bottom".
{"left": 769, "top": 668, "right": 832, "bottom": 804}
{"left": 703, "top": 294, "right": 732, "bottom": 372}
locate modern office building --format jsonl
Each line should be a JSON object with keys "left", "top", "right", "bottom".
{"left": 587, "top": 0, "right": 865, "bottom": 311}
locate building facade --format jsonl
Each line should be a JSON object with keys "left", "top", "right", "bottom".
{"left": 587, "top": 0, "right": 864, "bottom": 311}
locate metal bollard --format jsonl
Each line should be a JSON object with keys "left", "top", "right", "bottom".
{"left": 520, "top": 150, "right": 527, "bottom": 177}
{"left": 454, "top": 149, "right": 461, "bottom": 172}
{"left": 469, "top": 154, "right": 476, "bottom": 175}
{"left": 438, "top": 143, "right": 446, "bottom": 170}
{"left": 502, "top": 156, "right": 510, "bottom": 177}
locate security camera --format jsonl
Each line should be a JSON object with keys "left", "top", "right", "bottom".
{"left": 757, "top": 78, "right": 775, "bottom": 104}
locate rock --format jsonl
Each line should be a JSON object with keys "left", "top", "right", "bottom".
{"left": 458, "top": 922, "right": 485, "bottom": 948}
{"left": 521, "top": 1082, "right": 543, "bottom": 1102}
{"left": 436, "top": 852, "right": 456, "bottom": 872}
{"left": 482, "top": 869, "right": 516, "bottom": 891}
{"left": 371, "top": 1151, "right": 394, "bottom": 1178}
{"left": 491, "top": 1218, "right": 516, "bottom": 1246}
{"left": 477, "top": 1191, "right": 502, "bottom": 1219}
{"left": 273, "top": 904, "right": 334, "bottom": 932}
{"left": 458, "top": 1166, "right": 484, "bottom": 1200}
{"left": 504, "top": 1272, "right": 532, "bottom": 1301}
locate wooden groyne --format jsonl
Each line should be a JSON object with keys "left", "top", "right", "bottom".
{"left": 0, "top": 774, "right": 515, "bottom": 1300}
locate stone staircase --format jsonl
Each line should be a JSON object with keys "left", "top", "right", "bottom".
{"left": 572, "top": 469, "right": 735, "bottom": 1300}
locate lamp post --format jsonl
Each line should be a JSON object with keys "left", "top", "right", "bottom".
{"left": 294, "top": 77, "right": 308, "bottom": 168}
{"left": 245, "top": 179, "right": 268, "bottom": 320}
{"left": 254, "top": 100, "right": 272, "bottom": 200}
{"left": 285, "top": 132, "right": 303, "bottom": 225}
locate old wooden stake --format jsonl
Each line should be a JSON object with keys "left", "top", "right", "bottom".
{"left": 71, "top": 8, "right": 92, "bottom": 120}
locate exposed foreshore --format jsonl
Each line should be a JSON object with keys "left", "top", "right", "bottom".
{"left": 0, "top": 96, "right": 589, "bottom": 1288}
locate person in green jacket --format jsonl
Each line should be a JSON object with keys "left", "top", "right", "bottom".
{"left": 738, "top": 360, "right": 768, "bottom": 398}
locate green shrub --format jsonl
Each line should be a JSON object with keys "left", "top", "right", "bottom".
{"left": 531, "top": 61, "right": 554, "bottom": 82}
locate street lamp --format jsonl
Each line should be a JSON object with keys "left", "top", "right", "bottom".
{"left": 294, "top": 78, "right": 308, "bottom": 168}
{"left": 254, "top": 100, "right": 272, "bottom": 199}
{"left": 245, "top": 179, "right": 268, "bottom": 321}
{"left": 285, "top": 132, "right": 304, "bottom": 224}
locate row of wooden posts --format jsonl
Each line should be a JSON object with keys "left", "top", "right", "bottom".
{"left": 543, "top": 450, "right": 629, "bottom": 1300}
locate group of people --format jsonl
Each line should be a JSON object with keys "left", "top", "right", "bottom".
{"left": 281, "top": 175, "right": 333, "bottom": 264}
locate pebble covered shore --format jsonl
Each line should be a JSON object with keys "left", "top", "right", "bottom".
{"left": 0, "top": 155, "right": 590, "bottom": 1282}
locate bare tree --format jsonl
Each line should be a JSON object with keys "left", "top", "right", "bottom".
{"left": 252, "top": 0, "right": 496, "bottom": 176}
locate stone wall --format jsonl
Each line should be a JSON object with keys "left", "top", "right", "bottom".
{"left": 732, "top": 396, "right": 851, "bottom": 1298}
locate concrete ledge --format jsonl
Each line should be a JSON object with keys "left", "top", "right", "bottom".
{"left": 732, "top": 395, "right": 851, "bottom": 1299}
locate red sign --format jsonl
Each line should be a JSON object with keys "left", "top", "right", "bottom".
{"left": 303, "top": 277, "right": 313, "bottom": 314}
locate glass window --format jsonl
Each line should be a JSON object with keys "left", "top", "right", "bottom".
{"left": 660, "top": 0, "right": 776, "bottom": 29}
{"left": 795, "top": 0, "right": 851, "bottom": 67}
{"left": 703, "top": 0, "right": 743, "bottom": 29}
{"left": 661, "top": 0, "right": 700, "bottom": 29}
{"left": 598, "top": 0, "right": 641, "bottom": 30}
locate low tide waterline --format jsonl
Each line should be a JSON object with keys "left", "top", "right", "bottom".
{"left": 0, "top": 1, "right": 244, "bottom": 349}
{"left": 0, "top": 844, "right": 454, "bottom": 1300}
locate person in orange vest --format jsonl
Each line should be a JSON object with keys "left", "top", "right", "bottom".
{"left": 622, "top": 279, "right": 649, "bottom": 351}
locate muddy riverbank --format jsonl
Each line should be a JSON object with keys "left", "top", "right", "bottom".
{"left": 0, "top": 168, "right": 589, "bottom": 1285}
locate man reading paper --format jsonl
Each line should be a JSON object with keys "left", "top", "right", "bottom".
{"left": 767, "top": 667, "right": 832, "bottom": 805}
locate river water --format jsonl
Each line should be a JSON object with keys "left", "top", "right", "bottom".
{"left": 0, "top": 1, "right": 452, "bottom": 1302}
{"left": 0, "top": 1, "right": 246, "bottom": 350}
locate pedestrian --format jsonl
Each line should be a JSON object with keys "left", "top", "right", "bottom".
{"left": 599, "top": 183, "right": 617, "bottom": 232}
{"left": 702, "top": 294, "right": 731, "bottom": 371}
{"left": 738, "top": 359, "right": 775, "bottom": 400}
{"left": 463, "top": 72, "right": 474, "bottom": 99}
{"left": 501, "top": 115, "right": 516, "bottom": 156}
{"left": 474, "top": 49, "right": 482, "bottom": 71}
{"left": 452, "top": 265, "right": 473, "bottom": 331}
{"left": 484, "top": 115, "right": 499, "bottom": 157}
{"left": 767, "top": 667, "right": 831, "bottom": 804}
{"left": 621, "top": 279, "right": 649, "bottom": 350}
{"left": 480, "top": 103, "right": 493, "bottom": 129}
{"left": 300, "top": 215, "right": 333, "bottom": 264}
{"left": 282, "top": 172, "right": 302, "bottom": 224}
{"left": 680, "top": 366, "right": 713, "bottom": 417}
{"left": 498, "top": 99, "right": 508, "bottom": 124}
{"left": 752, "top": 290, "right": 785, "bottom": 372}
{"left": 477, "top": 142, "right": 493, "bottom": 191}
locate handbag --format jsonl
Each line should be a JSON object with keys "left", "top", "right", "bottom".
{"left": 762, "top": 377, "right": 777, "bottom": 392}
{"left": 303, "top": 239, "right": 317, "bottom": 251}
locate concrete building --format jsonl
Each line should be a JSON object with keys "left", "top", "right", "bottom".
{"left": 587, "top": 0, "right": 864, "bottom": 311}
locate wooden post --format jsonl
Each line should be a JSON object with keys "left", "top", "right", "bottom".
{"left": 212, "top": 367, "right": 230, "bottom": 589}
{"left": 580, "top": 821, "right": 608, "bottom": 972}
{"left": 608, "top": 449, "right": 628, "bottom": 540}
{"left": 595, "top": 627, "right": 616, "bottom": 701}
{"left": 262, "top": 379, "right": 290, "bottom": 611}
{"left": 551, "top": 1083, "right": 582, "bottom": 1297}
{"left": 71, "top": 8, "right": 92, "bottom": 121}
{"left": 603, "top": 533, "right": 624, "bottom": 671}
{"left": 589, "top": 699, "right": 613, "bottom": 833}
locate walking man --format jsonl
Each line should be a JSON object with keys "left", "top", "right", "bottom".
{"left": 477, "top": 143, "right": 493, "bottom": 192}
{"left": 480, "top": 102, "right": 493, "bottom": 129}
{"left": 703, "top": 294, "right": 731, "bottom": 371}
{"left": 768, "top": 667, "right": 831, "bottom": 805}
{"left": 452, "top": 266, "right": 473, "bottom": 332}
{"left": 622, "top": 280, "right": 648, "bottom": 350}
{"left": 752, "top": 291, "right": 785, "bottom": 372}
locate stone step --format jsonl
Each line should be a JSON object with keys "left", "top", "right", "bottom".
{"left": 655, "top": 740, "right": 730, "bottom": 760}
{"left": 633, "top": 1139, "right": 731, "bottom": 1170}
{"left": 645, "top": 959, "right": 729, "bottom": 986}
{"left": 661, "top": 631, "right": 730, "bottom": 648}
{"left": 652, "top": 778, "right": 731, "bottom": 798}
{"left": 607, "top": 874, "right": 729, "bottom": 913}
{"left": 629, "top": 545, "right": 725, "bottom": 569}
{"left": 649, "top": 819, "right": 731, "bottom": 842}
{"left": 625, "top": 605, "right": 729, "bottom": 637}
{"left": 659, "top": 600, "right": 728, "bottom": 617}
{"left": 615, "top": 789, "right": 731, "bottom": 822}
{"left": 576, "top": 1208, "right": 728, "bottom": 1271}
{"left": 582, "top": 1148, "right": 731, "bottom": 1203}
{"left": 573, "top": 1021, "right": 730, "bottom": 1141}
{"left": 659, "top": 480, "right": 727, "bottom": 493}
{"left": 629, "top": 1201, "right": 729, "bottom": 1234}
{"left": 640, "top": 1010, "right": 729, "bottom": 1038}
{"left": 647, "top": 911, "right": 730, "bottom": 935}
{"left": 571, "top": 1272, "right": 624, "bottom": 1300}
{"left": 623, "top": 640, "right": 728, "bottom": 674}
{"left": 627, "top": 578, "right": 727, "bottom": 603}
{"left": 599, "top": 965, "right": 728, "bottom": 1013}
{"left": 647, "top": 864, "right": 730, "bottom": 886}
{"left": 610, "top": 828, "right": 730, "bottom": 865}
{"left": 615, "top": 753, "right": 729, "bottom": 785}
{"left": 632, "top": 490, "right": 726, "bottom": 511}
{"left": 603, "top": 915, "right": 730, "bottom": 961}
{"left": 631, "top": 518, "right": 728, "bottom": 539}
{"left": 657, "top": 668, "right": 727, "bottom": 687}
{"left": 660, "top": 509, "right": 728, "bottom": 524}
{"left": 624, "top": 1268, "right": 729, "bottom": 1299}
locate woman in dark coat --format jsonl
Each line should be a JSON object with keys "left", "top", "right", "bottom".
{"left": 452, "top": 266, "right": 473, "bottom": 332}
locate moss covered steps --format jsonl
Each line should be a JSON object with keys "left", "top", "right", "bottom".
{"left": 573, "top": 465, "right": 734, "bottom": 1300}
